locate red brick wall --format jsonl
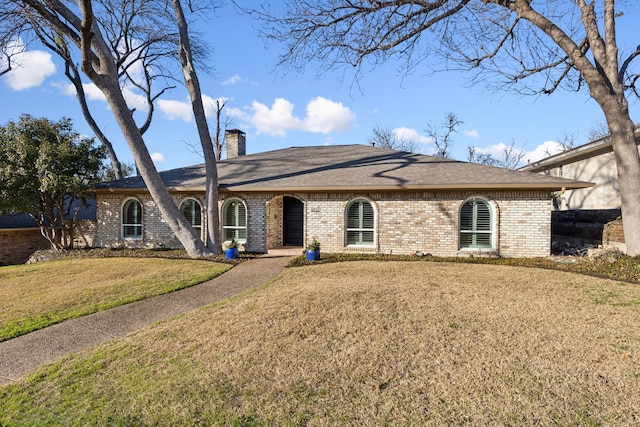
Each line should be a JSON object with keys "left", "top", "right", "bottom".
{"left": 0, "top": 229, "right": 50, "bottom": 266}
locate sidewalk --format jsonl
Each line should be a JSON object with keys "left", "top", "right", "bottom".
{"left": 0, "top": 254, "right": 294, "bottom": 386}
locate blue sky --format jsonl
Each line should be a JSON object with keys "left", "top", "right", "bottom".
{"left": 1, "top": 3, "right": 638, "bottom": 172}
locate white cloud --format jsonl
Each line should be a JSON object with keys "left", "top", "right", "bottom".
{"left": 227, "top": 106, "right": 250, "bottom": 122}
{"left": 304, "top": 97, "right": 355, "bottom": 134}
{"left": 122, "top": 87, "right": 150, "bottom": 112}
{"left": 250, "top": 98, "right": 302, "bottom": 136}
{"left": 81, "top": 83, "right": 106, "bottom": 102}
{"left": 2, "top": 41, "right": 56, "bottom": 90}
{"left": 202, "top": 95, "right": 230, "bottom": 118}
{"left": 464, "top": 129, "right": 480, "bottom": 139}
{"left": 392, "top": 127, "right": 433, "bottom": 144}
{"left": 222, "top": 74, "right": 245, "bottom": 86}
{"left": 151, "top": 152, "right": 165, "bottom": 162}
{"left": 248, "top": 97, "right": 356, "bottom": 136}
{"left": 524, "top": 140, "right": 565, "bottom": 163}
{"left": 469, "top": 139, "right": 564, "bottom": 167}
{"left": 473, "top": 142, "right": 513, "bottom": 158}
{"left": 158, "top": 99, "right": 193, "bottom": 122}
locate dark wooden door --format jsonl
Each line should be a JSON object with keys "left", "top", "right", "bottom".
{"left": 283, "top": 197, "right": 303, "bottom": 246}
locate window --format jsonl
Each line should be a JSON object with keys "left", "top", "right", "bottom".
{"left": 222, "top": 199, "right": 247, "bottom": 242}
{"left": 122, "top": 199, "right": 142, "bottom": 239}
{"left": 346, "top": 199, "right": 375, "bottom": 246}
{"left": 459, "top": 198, "right": 493, "bottom": 249}
{"left": 180, "top": 199, "right": 202, "bottom": 237}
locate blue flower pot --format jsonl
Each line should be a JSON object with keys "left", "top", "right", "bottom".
{"left": 306, "top": 250, "right": 320, "bottom": 261}
{"left": 225, "top": 247, "right": 238, "bottom": 259}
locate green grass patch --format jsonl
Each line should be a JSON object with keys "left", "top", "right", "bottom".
{"left": 0, "top": 258, "right": 230, "bottom": 341}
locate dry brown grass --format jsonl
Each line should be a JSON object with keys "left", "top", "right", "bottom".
{"left": 2, "top": 261, "right": 640, "bottom": 425}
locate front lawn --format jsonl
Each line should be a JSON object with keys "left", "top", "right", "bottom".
{"left": 1, "top": 261, "right": 639, "bottom": 425}
{"left": 0, "top": 258, "right": 230, "bottom": 341}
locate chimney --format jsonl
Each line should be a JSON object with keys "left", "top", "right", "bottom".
{"left": 225, "top": 129, "right": 246, "bottom": 159}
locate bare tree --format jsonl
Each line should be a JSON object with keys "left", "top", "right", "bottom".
{"left": 425, "top": 112, "right": 463, "bottom": 158}
{"left": 213, "top": 99, "right": 228, "bottom": 160}
{"left": 255, "top": 1, "right": 640, "bottom": 255}
{"left": 172, "top": 0, "right": 222, "bottom": 254}
{"left": 368, "top": 124, "right": 419, "bottom": 153}
{"left": 467, "top": 146, "right": 499, "bottom": 167}
{"left": 588, "top": 122, "right": 610, "bottom": 142}
{"left": 500, "top": 140, "right": 526, "bottom": 170}
{"left": 36, "top": 35, "right": 125, "bottom": 178}
{"left": 468, "top": 140, "right": 525, "bottom": 169}
{"left": 0, "top": 0, "right": 212, "bottom": 258}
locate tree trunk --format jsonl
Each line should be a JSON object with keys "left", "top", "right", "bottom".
{"left": 604, "top": 108, "right": 640, "bottom": 256}
{"left": 172, "top": 0, "right": 222, "bottom": 254}
{"left": 100, "top": 79, "right": 212, "bottom": 258}
{"left": 72, "top": 72, "right": 124, "bottom": 179}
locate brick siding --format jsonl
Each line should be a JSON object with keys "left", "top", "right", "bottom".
{"left": 95, "top": 190, "right": 552, "bottom": 258}
{"left": 0, "top": 229, "right": 50, "bottom": 265}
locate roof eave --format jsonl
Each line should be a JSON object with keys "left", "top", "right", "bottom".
{"left": 219, "top": 182, "right": 594, "bottom": 192}
{"left": 95, "top": 182, "right": 594, "bottom": 194}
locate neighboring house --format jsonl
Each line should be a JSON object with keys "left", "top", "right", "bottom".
{"left": 0, "top": 213, "right": 50, "bottom": 265}
{"left": 520, "top": 127, "right": 640, "bottom": 247}
{"left": 93, "top": 130, "right": 590, "bottom": 258}
{"left": 0, "top": 200, "right": 97, "bottom": 265}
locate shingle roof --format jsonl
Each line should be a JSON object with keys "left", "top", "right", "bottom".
{"left": 96, "top": 144, "right": 592, "bottom": 192}
{"left": 0, "top": 199, "right": 97, "bottom": 230}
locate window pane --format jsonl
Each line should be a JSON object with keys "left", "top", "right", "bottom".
{"left": 475, "top": 202, "right": 491, "bottom": 231}
{"left": 361, "top": 230, "right": 374, "bottom": 244}
{"left": 459, "top": 232, "right": 473, "bottom": 248}
{"left": 224, "top": 202, "right": 236, "bottom": 226}
{"left": 460, "top": 203, "right": 474, "bottom": 231}
{"left": 124, "top": 200, "right": 141, "bottom": 225}
{"left": 474, "top": 232, "right": 492, "bottom": 248}
{"left": 346, "top": 231, "right": 359, "bottom": 245}
{"left": 347, "top": 203, "right": 360, "bottom": 228}
{"left": 237, "top": 203, "right": 247, "bottom": 227}
{"left": 361, "top": 203, "right": 374, "bottom": 228}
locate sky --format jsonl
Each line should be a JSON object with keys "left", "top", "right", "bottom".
{"left": 0, "top": 3, "right": 639, "bottom": 173}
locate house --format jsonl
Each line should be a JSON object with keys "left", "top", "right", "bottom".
{"left": 520, "top": 127, "right": 640, "bottom": 248}
{"left": 93, "top": 130, "right": 591, "bottom": 258}
{"left": 0, "top": 200, "right": 97, "bottom": 265}
{"left": 0, "top": 213, "right": 50, "bottom": 265}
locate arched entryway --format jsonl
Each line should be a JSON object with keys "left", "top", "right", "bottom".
{"left": 283, "top": 196, "right": 304, "bottom": 246}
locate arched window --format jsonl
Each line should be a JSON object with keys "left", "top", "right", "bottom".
{"left": 180, "top": 199, "right": 202, "bottom": 237}
{"left": 459, "top": 198, "right": 493, "bottom": 249}
{"left": 222, "top": 199, "right": 247, "bottom": 242}
{"left": 346, "top": 198, "right": 375, "bottom": 246}
{"left": 122, "top": 199, "right": 142, "bottom": 239}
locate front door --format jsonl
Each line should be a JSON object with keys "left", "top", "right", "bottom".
{"left": 283, "top": 197, "right": 303, "bottom": 246}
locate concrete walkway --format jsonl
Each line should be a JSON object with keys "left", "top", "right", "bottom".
{"left": 0, "top": 254, "right": 294, "bottom": 386}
